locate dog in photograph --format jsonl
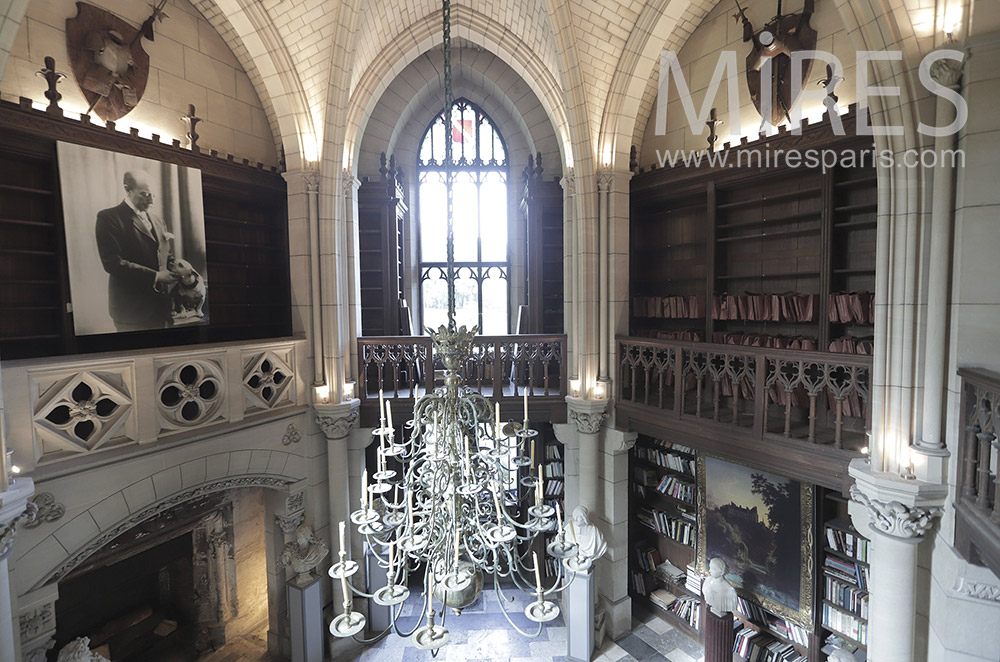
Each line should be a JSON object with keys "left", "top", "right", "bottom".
{"left": 168, "top": 258, "right": 207, "bottom": 323}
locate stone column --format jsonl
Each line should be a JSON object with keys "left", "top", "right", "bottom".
{"left": 596, "top": 170, "right": 613, "bottom": 383}
{"left": 315, "top": 399, "right": 360, "bottom": 610}
{"left": 567, "top": 396, "right": 609, "bottom": 513}
{"left": 848, "top": 460, "right": 947, "bottom": 662}
{"left": 560, "top": 169, "right": 578, "bottom": 382}
{"left": 913, "top": 50, "right": 963, "bottom": 481}
{"left": 0, "top": 477, "right": 36, "bottom": 662}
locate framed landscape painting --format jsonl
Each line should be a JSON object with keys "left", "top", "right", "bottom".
{"left": 696, "top": 454, "right": 814, "bottom": 627}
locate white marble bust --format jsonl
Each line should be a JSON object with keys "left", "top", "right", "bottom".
{"left": 702, "top": 557, "right": 738, "bottom": 617}
{"left": 278, "top": 524, "right": 330, "bottom": 585}
{"left": 568, "top": 505, "right": 607, "bottom": 565}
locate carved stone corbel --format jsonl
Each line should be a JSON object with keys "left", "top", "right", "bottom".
{"left": 849, "top": 484, "right": 942, "bottom": 539}
{"left": 275, "top": 511, "right": 305, "bottom": 536}
{"left": 315, "top": 399, "right": 360, "bottom": 442}
{"left": 24, "top": 493, "right": 65, "bottom": 529}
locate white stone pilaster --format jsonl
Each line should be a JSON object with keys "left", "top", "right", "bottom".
{"left": 849, "top": 460, "right": 947, "bottom": 662}
{"left": 0, "top": 478, "right": 36, "bottom": 662}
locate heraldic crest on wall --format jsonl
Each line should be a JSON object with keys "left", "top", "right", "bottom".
{"left": 734, "top": 0, "right": 817, "bottom": 127}
{"left": 65, "top": 1, "right": 168, "bottom": 122}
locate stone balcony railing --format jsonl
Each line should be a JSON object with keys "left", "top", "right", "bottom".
{"left": 615, "top": 336, "right": 871, "bottom": 489}
{"left": 955, "top": 367, "right": 1000, "bottom": 578}
{"left": 1, "top": 338, "right": 307, "bottom": 474}
{"left": 356, "top": 334, "right": 567, "bottom": 426}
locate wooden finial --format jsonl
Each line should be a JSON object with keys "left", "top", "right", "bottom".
{"left": 181, "top": 103, "right": 201, "bottom": 150}
{"left": 35, "top": 56, "right": 66, "bottom": 115}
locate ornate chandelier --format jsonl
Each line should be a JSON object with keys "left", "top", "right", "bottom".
{"left": 327, "top": 0, "right": 581, "bottom": 652}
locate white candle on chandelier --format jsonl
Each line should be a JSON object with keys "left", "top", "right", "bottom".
{"left": 378, "top": 389, "right": 385, "bottom": 421}
{"left": 530, "top": 438, "right": 535, "bottom": 466}
{"left": 495, "top": 401, "right": 501, "bottom": 437}
{"left": 532, "top": 551, "right": 542, "bottom": 593}
{"left": 493, "top": 488, "right": 504, "bottom": 522}
{"left": 388, "top": 540, "right": 395, "bottom": 583}
{"left": 463, "top": 435, "right": 472, "bottom": 472}
{"left": 386, "top": 400, "right": 393, "bottom": 432}
{"left": 362, "top": 469, "right": 368, "bottom": 511}
{"left": 536, "top": 464, "right": 544, "bottom": 506}
{"left": 339, "top": 520, "right": 346, "bottom": 554}
{"left": 523, "top": 388, "right": 528, "bottom": 423}
{"left": 408, "top": 488, "right": 414, "bottom": 530}
{"left": 555, "top": 502, "right": 563, "bottom": 533}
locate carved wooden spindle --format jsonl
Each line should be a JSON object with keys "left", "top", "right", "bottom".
{"left": 379, "top": 152, "right": 389, "bottom": 180}
{"left": 833, "top": 398, "right": 844, "bottom": 448}
{"left": 182, "top": 104, "right": 201, "bottom": 150}
{"left": 977, "top": 431, "right": 994, "bottom": 508}
{"left": 695, "top": 375, "right": 704, "bottom": 418}
{"left": 783, "top": 389, "right": 794, "bottom": 438}
{"left": 963, "top": 424, "right": 980, "bottom": 498}
{"left": 712, "top": 375, "right": 722, "bottom": 423}
{"left": 35, "top": 56, "right": 66, "bottom": 114}
{"left": 992, "top": 437, "right": 1000, "bottom": 521}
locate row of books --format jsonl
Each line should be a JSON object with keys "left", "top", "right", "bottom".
{"left": 543, "top": 479, "right": 563, "bottom": 496}
{"left": 822, "top": 603, "right": 868, "bottom": 645}
{"left": 829, "top": 291, "right": 874, "bottom": 325}
{"left": 654, "top": 559, "right": 686, "bottom": 587}
{"left": 733, "top": 623, "right": 807, "bottom": 662}
{"left": 685, "top": 562, "right": 703, "bottom": 595}
{"left": 630, "top": 570, "right": 650, "bottom": 595}
{"left": 544, "top": 556, "right": 562, "bottom": 578}
{"left": 545, "top": 444, "right": 562, "bottom": 460}
{"left": 655, "top": 474, "right": 695, "bottom": 503}
{"left": 633, "top": 294, "right": 705, "bottom": 319}
{"left": 648, "top": 588, "right": 678, "bottom": 613}
{"left": 713, "top": 292, "right": 816, "bottom": 323}
{"left": 634, "top": 445, "right": 697, "bottom": 476}
{"left": 636, "top": 507, "right": 695, "bottom": 546}
{"left": 825, "top": 576, "right": 869, "bottom": 620}
{"left": 635, "top": 546, "right": 663, "bottom": 573}
{"left": 668, "top": 596, "right": 701, "bottom": 630}
{"left": 735, "top": 596, "right": 810, "bottom": 647}
{"left": 546, "top": 462, "right": 564, "bottom": 477}
{"left": 824, "top": 556, "right": 870, "bottom": 590}
{"left": 825, "top": 525, "right": 870, "bottom": 562}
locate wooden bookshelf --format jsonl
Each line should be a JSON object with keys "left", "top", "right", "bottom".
{"left": 629, "top": 114, "right": 876, "bottom": 352}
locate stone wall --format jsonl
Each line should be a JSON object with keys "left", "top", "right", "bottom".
{"left": 0, "top": 0, "right": 277, "bottom": 166}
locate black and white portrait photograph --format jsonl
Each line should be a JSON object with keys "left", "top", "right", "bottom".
{"left": 57, "top": 142, "right": 209, "bottom": 335}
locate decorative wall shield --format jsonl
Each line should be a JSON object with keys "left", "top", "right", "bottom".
{"left": 737, "top": 0, "right": 817, "bottom": 126}
{"left": 66, "top": 2, "right": 150, "bottom": 121}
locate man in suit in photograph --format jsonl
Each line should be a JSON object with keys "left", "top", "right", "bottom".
{"left": 95, "top": 170, "right": 177, "bottom": 332}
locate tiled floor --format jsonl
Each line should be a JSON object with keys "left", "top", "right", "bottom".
{"left": 342, "top": 585, "right": 708, "bottom": 662}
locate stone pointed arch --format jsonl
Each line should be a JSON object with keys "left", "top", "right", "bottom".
{"left": 18, "top": 448, "right": 306, "bottom": 593}
{"left": 338, "top": 5, "right": 572, "bottom": 176}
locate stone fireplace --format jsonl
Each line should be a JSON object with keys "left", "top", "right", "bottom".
{"left": 50, "top": 488, "right": 268, "bottom": 661}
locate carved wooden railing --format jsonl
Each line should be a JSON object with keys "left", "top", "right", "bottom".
{"left": 357, "top": 334, "right": 567, "bottom": 423}
{"left": 955, "top": 368, "right": 1000, "bottom": 578}
{"left": 616, "top": 337, "right": 872, "bottom": 451}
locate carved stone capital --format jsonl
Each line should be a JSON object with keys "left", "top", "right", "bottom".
{"left": 597, "top": 169, "right": 614, "bottom": 193}
{"left": 560, "top": 168, "right": 576, "bottom": 196}
{"left": 342, "top": 169, "right": 361, "bottom": 196}
{"left": 849, "top": 484, "right": 942, "bottom": 539}
{"left": 275, "top": 511, "right": 305, "bottom": 535}
{"left": 24, "top": 493, "right": 65, "bottom": 529}
{"left": 566, "top": 396, "right": 610, "bottom": 435}
{"left": 315, "top": 399, "right": 360, "bottom": 441}
{"left": 929, "top": 55, "right": 963, "bottom": 89}
{"left": 303, "top": 169, "right": 320, "bottom": 193}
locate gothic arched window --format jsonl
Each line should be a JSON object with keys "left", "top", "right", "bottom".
{"left": 417, "top": 98, "right": 509, "bottom": 334}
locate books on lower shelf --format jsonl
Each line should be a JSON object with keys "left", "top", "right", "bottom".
{"left": 668, "top": 595, "right": 701, "bottom": 631}
{"left": 735, "top": 596, "right": 810, "bottom": 648}
{"left": 685, "top": 563, "right": 702, "bottom": 595}
{"left": 822, "top": 603, "right": 867, "bottom": 646}
{"left": 544, "top": 478, "right": 563, "bottom": 496}
{"left": 545, "top": 444, "right": 562, "bottom": 460}
{"left": 546, "top": 461, "right": 564, "bottom": 477}
{"left": 826, "top": 524, "right": 869, "bottom": 562}
{"left": 636, "top": 507, "right": 695, "bottom": 545}
{"left": 822, "top": 634, "right": 867, "bottom": 661}
{"left": 823, "top": 556, "right": 870, "bottom": 591}
{"left": 825, "top": 576, "right": 869, "bottom": 620}
{"left": 733, "top": 622, "right": 807, "bottom": 662}
{"left": 648, "top": 588, "right": 678, "bottom": 612}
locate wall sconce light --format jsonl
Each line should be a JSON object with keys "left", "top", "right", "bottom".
{"left": 569, "top": 379, "right": 581, "bottom": 398}
{"left": 593, "top": 379, "right": 609, "bottom": 401}
{"left": 314, "top": 383, "right": 330, "bottom": 404}
{"left": 343, "top": 381, "right": 356, "bottom": 401}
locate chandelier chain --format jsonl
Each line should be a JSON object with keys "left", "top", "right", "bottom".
{"left": 442, "top": 0, "right": 457, "bottom": 330}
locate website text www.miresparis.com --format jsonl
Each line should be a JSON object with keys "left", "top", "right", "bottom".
{"left": 652, "top": 146, "right": 966, "bottom": 173}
